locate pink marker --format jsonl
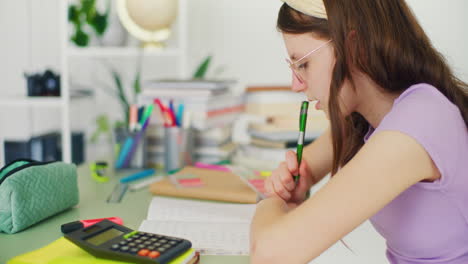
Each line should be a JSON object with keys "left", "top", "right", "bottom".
{"left": 129, "top": 105, "right": 138, "bottom": 131}
{"left": 194, "top": 162, "right": 231, "bottom": 172}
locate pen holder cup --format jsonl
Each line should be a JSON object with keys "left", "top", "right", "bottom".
{"left": 113, "top": 127, "right": 148, "bottom": 170}
{"left": 164, "top": 126, "right": 194, "bottom": 173}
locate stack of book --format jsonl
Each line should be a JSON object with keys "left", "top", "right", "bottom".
{"left": 233, "top": 86, "right": 329, "bottom": 167}
{"left": 139, "top": 79, "right": 245, "bottom": 168}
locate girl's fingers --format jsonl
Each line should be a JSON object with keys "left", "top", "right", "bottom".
{"left": 285, "top": 151, "right": 299, "bottom": 175}
{"left": 272, "top": 176, "right": 291, "bottom": 201}
{"left": 279, "top": 162, "right": 295, "bottom": 191}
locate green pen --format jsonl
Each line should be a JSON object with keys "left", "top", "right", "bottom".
{"left": 294, "top": 101, "right": 309, "bottom": 184}
{"left": 139, "top": 104, "right": 154, "bottom": 129}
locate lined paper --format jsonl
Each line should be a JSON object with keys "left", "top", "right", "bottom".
{"left": 139, "top": 197, "right": 256, "bottom": 255}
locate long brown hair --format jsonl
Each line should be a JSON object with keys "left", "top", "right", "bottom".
{"left": 277, "top": 0, "right": 468, "bottom": 175}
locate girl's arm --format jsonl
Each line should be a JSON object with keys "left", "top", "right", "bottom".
{"left": 250, "top": 130, "right": 439, "bottom": 264}
{"left": 302, "top": 127, "right": 334, "bottom": 185}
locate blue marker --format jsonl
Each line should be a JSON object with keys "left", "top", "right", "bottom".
{"left": 115, "top": 138, "right": 134, "bottom": 169}
{"left": 169, "top": 100, "right": 178, "bottom": 127}
{"left": 176, "top": 103, "right": 185, "bottom": 127}
{"left": 120, "top": 169, "right": 156, "bottom": 183}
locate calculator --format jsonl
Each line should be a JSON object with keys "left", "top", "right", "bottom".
{"left": 63, "top": 219, "right": 192, "bottom": 264}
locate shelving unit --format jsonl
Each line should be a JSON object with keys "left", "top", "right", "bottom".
{"left": 0, "top": 97, "right": 63, "bottom": 108}
{"left": 1, "top": 0, "right": 188, "bottom": 164}
{"left": 67, "top": 47, "right": 182, "bottom": 58}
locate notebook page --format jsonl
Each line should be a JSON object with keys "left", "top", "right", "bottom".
{"left": 146, "top": 196, "right": 256, "bottom": 223}
{"left": 139, "top": 220, "right": 250, "bottom": 255}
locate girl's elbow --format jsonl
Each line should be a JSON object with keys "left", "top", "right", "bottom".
{"left": 250, "top": 233, "right": 286, "bottom": 264}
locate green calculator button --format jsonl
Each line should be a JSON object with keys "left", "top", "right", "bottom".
{"left": 123, "top": 231, "right": 139, "bottom": 239}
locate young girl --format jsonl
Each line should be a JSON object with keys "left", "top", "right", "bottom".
{"left": 250, "top": 0, "right": 468, "bottom": 263}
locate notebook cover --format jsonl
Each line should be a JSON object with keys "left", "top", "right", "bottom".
{"left": 149, "top": 167, "right": 258, "bottom": 204}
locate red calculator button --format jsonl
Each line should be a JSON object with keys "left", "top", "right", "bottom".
{"left": 148, "top": 251, "right": 161, "bottom": 259}
{"left": 138, "top": 249, "right": 150, "bottom": 256}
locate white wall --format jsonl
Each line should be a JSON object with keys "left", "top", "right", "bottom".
{"left": 1, "top": 0, "right": 467, "bottom": 95}
{"left": 406, "top": 0, "right": 468, "bottom": 81}
{"left": 1, "top": 1, "right": 466, "bottom": 263}
{"left": 1, "top": 0, "right": 467, "bottom": 139}
{"left": 185, "top": 0, "right": 468, "bottom": 84}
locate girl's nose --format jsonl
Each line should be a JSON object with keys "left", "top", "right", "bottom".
{"left": 291, "top": 72, "right": 306, "bottom": 93}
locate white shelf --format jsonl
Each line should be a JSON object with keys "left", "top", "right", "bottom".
{"left": 0, "top": 97, "right": 63, "bottom": 108}
{"left": 67, "top": 46, "right": 181, "bottom": 58}
{"left": 0, "top": 0, "right": 188, "bottom": 165}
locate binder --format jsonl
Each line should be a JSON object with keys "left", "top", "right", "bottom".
{"left": 149, "top": 166, "right": 258, "bottom": 204}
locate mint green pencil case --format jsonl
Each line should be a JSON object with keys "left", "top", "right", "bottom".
{"left": 0, "top": 159, "right": 79, "bottom": 234}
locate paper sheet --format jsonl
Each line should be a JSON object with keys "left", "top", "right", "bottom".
{"left": 139, "top": 197, "right": 256, "bottom": 255}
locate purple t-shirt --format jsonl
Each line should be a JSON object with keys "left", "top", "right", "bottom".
{"left": 364, "top": 83, "right": 468, "bottom": 263}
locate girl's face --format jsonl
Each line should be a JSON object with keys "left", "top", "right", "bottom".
{"left": 283, "top": 33, "right": 356, "bottom": 116}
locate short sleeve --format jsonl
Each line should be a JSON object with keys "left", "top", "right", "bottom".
{"left": 372, "top": 84, "right": 467, "bottom": 190}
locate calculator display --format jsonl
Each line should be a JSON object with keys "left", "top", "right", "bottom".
{"left": 86, "top": 228, "right": 124, "bottom": 246}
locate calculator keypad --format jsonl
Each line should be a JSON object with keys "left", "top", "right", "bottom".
{"left": 110, "top": 232, "right": 182, "bottom": 260}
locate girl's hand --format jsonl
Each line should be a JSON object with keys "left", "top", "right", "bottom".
{"left": 264, "top": 150, "right": 314, "bottom": 204}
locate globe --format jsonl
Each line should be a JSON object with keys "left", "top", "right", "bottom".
{"left": 117, "top": 0, "right": 179, "bottom": 48}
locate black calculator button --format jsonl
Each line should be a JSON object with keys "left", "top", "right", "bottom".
{"left": 129, "top": 248, "right": 139, "bottom": 254}
{"left": 162, "top": 244, "right": 171, "bottom": 249}
{"left": 150, "top": 238, "right": 158, "bottom": 242}
{"left": 159, "top": 239, "right": 168, "bottom": 244}
{"left": 120, "top": 246, "right": 129, "bottom": 252}
{"left": 157, "top": 247, "right": 166, "bottom": 253}
{"left": 144, "top": 241, "right": 152, "bottom": 245}
{"left": 169, "top": 241, "right": 177, "bottom": 245}
{"left": 140, "top": 236, "right": 148, "bottom": 240}
{"left": 155, "top": 235, "right": 163, "bottom": 239}
{"left": 137, "top": 244, "right": 145, "bottom": 249}
{"left": 110, "top": 244, "right": 120, "bottom": 250}
{"left": 119, "top": 241, "right": 127, "bottom": 245}
{"left": 134, "top": 239, "right": 143, "bottom": 244}
{"left": 147, "top": 246, "right": 156, "bottom": 250}
{"left": 128, "top": 242, "right": 136, "bottom": 247}
{"left": 154, "top": 242, "right": 162, "bottom": 247}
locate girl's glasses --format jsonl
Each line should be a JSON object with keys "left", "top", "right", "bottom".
{"left": 285, "top": 39, "right": 332, "bottom": 83}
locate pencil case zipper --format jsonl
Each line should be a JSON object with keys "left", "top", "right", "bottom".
{"left": 0, "top": 159, "right": 57, "bottom": 187}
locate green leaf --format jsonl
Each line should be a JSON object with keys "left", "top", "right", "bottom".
{"left": 68, "top": 5, "right": 80, "bottom": 24}
{"left": 90, "top": 114, "right": 110, "bottom": 143}
{"left": 71, "top": 27, "right": 89, "bottom": 47}
{"left": 91, "top": 13, "right": 108, "bottom": 36}
{"left": 111, "top": 70, "right": 130, "bottom": 127}
{"left": 133, "top": 51, "right": 143, "bottom": 103}
{"left": 81, "top": 0, "right": 96, "bottom": 23}
{"left": 133, "top": 71, "right": 141, "bottom": 101}
{"left": 193, "top": 55, "right": 212, "bottom": 79}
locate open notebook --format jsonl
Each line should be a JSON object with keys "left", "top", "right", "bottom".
{"left": 139, "top": 197, "right": 256, "bottom": 255}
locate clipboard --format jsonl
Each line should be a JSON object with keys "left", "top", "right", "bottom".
{"left": 149, "top": 166, "right": 259, "bottom": 204}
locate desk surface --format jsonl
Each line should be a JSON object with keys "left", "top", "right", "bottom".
{"left": 0, "top": 165, "right": 249, "bottom": 264}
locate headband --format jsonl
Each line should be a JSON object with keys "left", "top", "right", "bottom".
{"left": 281, "top": 0, "right": 328, "bottom": 20}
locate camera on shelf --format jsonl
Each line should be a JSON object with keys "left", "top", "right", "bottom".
{"left": 24, "top": 69, "right": 61, "bottom": 97}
